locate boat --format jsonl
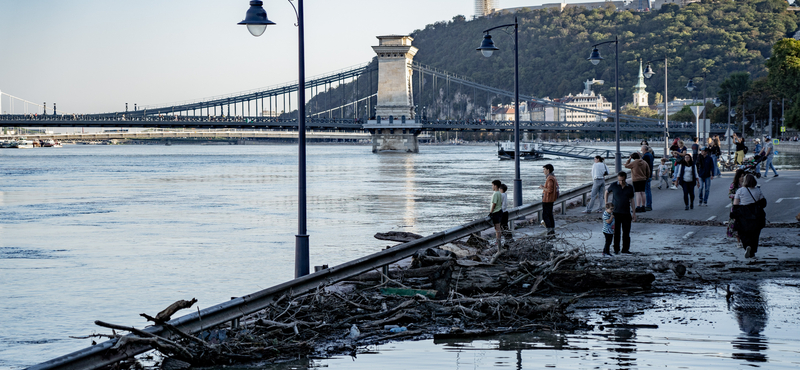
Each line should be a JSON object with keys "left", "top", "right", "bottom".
{"left": 41, "top": 139, "right": 62, "bottom": 148}
{"left": 497, "top": 141, "right": 544, "bottom": 160}
{"left": 16, "top": 138, "right": 34, "bottom": 149}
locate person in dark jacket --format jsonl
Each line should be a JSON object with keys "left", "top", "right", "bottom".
{"left": 641, "top": 145, "right": 655, "bottom": 211}
{"left": 697, "top": 147, "right": 715, "bottom": 206}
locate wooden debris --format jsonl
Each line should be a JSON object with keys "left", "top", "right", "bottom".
{"left": 374, "top": 231, "right": 423, "bottom": 243}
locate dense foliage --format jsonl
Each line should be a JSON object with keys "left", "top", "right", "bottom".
{"left": 409, "top": 0, "right": 797, "bottom": 119}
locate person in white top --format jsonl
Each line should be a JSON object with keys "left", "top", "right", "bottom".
{"left": 733, "top": 174, "right": 766, "bottom": 258}
{"left": 672, "top": 154, "right": 700, "bottom": 210}
{"left": 583, "top": 156, "right": 610, "bottom": 213}
{"left": 657, "top": 158, "right": 670, "bottom": 189}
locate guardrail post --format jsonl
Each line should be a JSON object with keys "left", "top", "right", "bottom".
{"left": 582, "top": 193, "right": 587, "bottom": 206}
{"left": 230, "top": 297, "right": 240, "bottom": 329}
{"left": 560, "top": 201, "right": 566, "bottom": 215}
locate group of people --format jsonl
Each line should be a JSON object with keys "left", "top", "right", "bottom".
{"left": 733, "top": 133, "right": 780, "bottom": 178}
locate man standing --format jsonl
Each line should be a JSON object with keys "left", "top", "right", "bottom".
{"left": 583, "top": 156, "right": 609, "bottom": 214}
{"left": 641, "top": 145, "right": 655, "bottom": 211}
{"left": 489, "top": 180, "right": 504, "bottom": 250}
{"left": 605, "top": 172, "right": 636, "bottom": 254}
{"left": 762, "top": 135, "right": 778, "bottom": 177}
{"left": 624, "top": 152, "right": 650, "bottom": 213}
{"left": 697, "top": 147, "right": 714, "bottom": 206}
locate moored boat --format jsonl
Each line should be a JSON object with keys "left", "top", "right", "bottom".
{"left": 497, "top": 141, "right": 544, "bottom": 160}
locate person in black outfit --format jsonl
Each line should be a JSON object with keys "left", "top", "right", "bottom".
{"left": 605, "top": 172, "right": 636, "bottom": 254}
{"left": 674, "top": 153, "right": 700, "bottom": 210}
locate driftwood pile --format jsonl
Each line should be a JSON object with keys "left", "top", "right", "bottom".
{"left": 82, "top": 231, "right": 655, "bottom": 369}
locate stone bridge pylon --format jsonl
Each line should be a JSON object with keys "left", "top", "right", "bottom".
{"left": 363, "top": 35, "right": 422, "bottom": 153}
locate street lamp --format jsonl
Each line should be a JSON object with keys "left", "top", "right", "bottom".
{"left": 587, "top": 36, "right": 621, "bottom": 173}
{"left": 643, "top": 57, "right": 668, "bottom": 158}
{"left": 239, "top": 0, "right": 309, "bottom": 278}
{"left": 476, "top": 17, "right": 522, "bottom": 209}
{"left": 685, "top": 73, "right": 707, "bottom": 142}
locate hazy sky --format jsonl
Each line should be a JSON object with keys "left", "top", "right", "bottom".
{"left": 0, "top": 0, "right": 549, "bottom": 114}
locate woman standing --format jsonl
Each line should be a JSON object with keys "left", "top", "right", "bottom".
{"left": 673, "top": 153, "right": 699, "bottom": 210}
{"left": 733, "top": 175, "right": 767, "bottom": 258}
{"left": 539, "top": 164, "right": 558, "bottom": 236}
{"left": 711, "top": 136, "right": 722, "bottom": 177}
{"left": 727, "top": 169, "right": 746, "bottom": 240}
{"left": 733, "top": 134, "right": 746, "bottom": 164}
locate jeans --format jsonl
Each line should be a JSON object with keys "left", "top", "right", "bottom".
{"left": 711, "top": 154, "right": 720, "bottom": 176}
{"left": 603, "top": 232, "right": 613, "bottom": 255}
{"left": 644, "top": 178, "right": 652, "bottom": 208}
{"left": 680, "top": 180, "right": 696, "bottom": 207}
{"left": 613, "top": 212, "right": 632, "bottom": 252}
{"left": 659, "top": 175, "right": 670, "bottom": 188}
{"left": 586, "top": 179, "right": 605, "bottom": 212}
{"left": 542, "top": 202, "right": 555, "bottom": 229}
{"left": 699, "top": 176, "right": 711, "bottom": 204}
{"left": 763, "top": 155, "right": 777, "bottom": 176}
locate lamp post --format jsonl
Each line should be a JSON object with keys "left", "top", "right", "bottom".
{"left": 685, "top": 73, "right": 707, "bottom": 142}
{"left": 476, "top": 17, "right": 522, "bottom": 209}
{"left": 239, "top": 0, "right": 310, "bottom": 278}
{"left": 587, "top": 36, "right": 621, "bottom": 173}
{"left": 643, "top": 57, "right": 668, "bottom": 157}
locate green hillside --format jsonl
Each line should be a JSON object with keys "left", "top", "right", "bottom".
{"left": 410, "top": 0, "right": 797, "bottom": 112}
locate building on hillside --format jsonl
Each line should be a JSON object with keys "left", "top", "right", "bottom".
{"left": 475, "top": 0, "right": 499, "bottom": 17}
{"left": 655, "top": 97, "right": 696, "bottom": 116}
{"left": 530, "top": 79, "right": 612, "bottom": 122}
{"left": 632, "top": 61, "right": 649, "bottom": 107}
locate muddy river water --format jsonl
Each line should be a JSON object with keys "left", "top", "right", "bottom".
{"left": 1, "top": 144, "right": 798, "bottom": 369}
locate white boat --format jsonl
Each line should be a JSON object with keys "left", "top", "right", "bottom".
{"left": 497, "top": 141, "right": 544, "bottom": 160}
{"left": 16, "top": 139, "right": 34, "bottom": 149}
{"left": 42, "top": 139, "right": 63, "bottom": 148}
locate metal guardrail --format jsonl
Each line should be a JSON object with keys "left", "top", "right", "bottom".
{"left": 27, "top": 174, "right": 622, "bottom": 370}
{"left": 538, "top": 143, "right": 637, "bottom": 160}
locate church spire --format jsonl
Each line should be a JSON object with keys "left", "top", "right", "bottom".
{"left": 632, "top": 60, "right": 649, "bottom": 107}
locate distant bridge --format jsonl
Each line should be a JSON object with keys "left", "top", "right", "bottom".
{"left": 0, "top": 130, "right": 371, "bottom": 142}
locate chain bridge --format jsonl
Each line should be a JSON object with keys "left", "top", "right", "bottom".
{"left": 1, "top": 35, "right": 727, "bottom": 151}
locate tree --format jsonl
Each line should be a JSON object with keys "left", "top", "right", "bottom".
{"left": 669, "top": 105, "right": 697, "bottom": 123}
{"left": 765, "top": 38, "right": 800, "bottom": 100}
{"left": 718, "top": 72, "right": 752, "bottom": 106}
{"left": 621, "top": 104, "right": 658, "bottom": 119}
{"left": 654, "top": 92, "right": 663, "bottom": 105}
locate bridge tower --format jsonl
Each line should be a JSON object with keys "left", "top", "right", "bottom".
{"left": 364, "top": 35, "right": 422, "bottom": 153}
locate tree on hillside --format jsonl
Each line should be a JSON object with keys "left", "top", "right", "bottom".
{"left": 765, "top": 38, "right": 800, "bottom": 128}
{"left": 718, "top": 72, "right": 752, "bottom": 106}
{"left": 621, "top": 104, "right": 658, "bottom": 119}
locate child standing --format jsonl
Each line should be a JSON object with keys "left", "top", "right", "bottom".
{"left": 602, "top": 202, "right": 615, "bottom": 257}
{"left": 657, "top": 158, "right": 670, "bottom": 189}
{"left": 500, "top": 184, "right": 509, "bottom": 232}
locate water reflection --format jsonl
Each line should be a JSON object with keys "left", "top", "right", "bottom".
{"left": 730, "top": 282, "right": 769, "bottom": 363}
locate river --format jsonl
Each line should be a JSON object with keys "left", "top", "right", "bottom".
{"left": 0, "top": 143, "right": 797, "bottom": 368}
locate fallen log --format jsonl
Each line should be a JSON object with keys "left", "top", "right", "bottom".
{"left": 546, "top": 270, "right": 656, "bottom": 291}
{"left": 153, "top": 298, "right": 198, "bottom": 322}
{"left": 374, "top": 231, "right": 423, "bottom": 243}
{"left": 349, "top": 265, "right": 441, "bottom": 282}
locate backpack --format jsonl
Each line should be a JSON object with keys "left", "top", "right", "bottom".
{"left": 743, "top": 145, "right": 749, "bottom": 154}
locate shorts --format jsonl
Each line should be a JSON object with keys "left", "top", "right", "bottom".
{"left": 490, "top": 211, "right": 503, "bottom": 225}
{"left": 633, "top": 180, "right": 646, "bottom": 192}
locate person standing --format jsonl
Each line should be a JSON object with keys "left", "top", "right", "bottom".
{"left": 733, "top": 134, "right": 746, "bottom": 165}
{"left": 733, "top": 175, "right": 767, "bottom": 258}
{"left": 697, "top": 148, "right": 715, "bottom": 206}
{"left": 641, "top": 145, "right": 655, "bottom": 211}
{"left": 727, "top": 169, "right": 747, "bottom": 240}
{"left": 583, "top": 156, "right": 609, "bottom": 214}
{"left": 657, "top": 158, "right": 671, "bottom": 189}
{"left": 711, "top": 136, "right": 722, "bottom": 177}
{"left": 674, "top": 153, "right": 700, "bottom": 210}
{"left": 489, "top": 180, "right": 504, "bottom": 250}
{"left": 605, "top": 172, "right": 636, "bottom": 254}
{"left": 691, "top": 137, "right": 700, "bottom": 162}
{"left": 500, "top": 184, "right": 509, "bottom": 233}
{"left": 761, "top": 135, "right": 778, "bottom": 177}
{"left": 624, "top": 152, "right": 650, "bottom": 213}
{"left": 539, "top": 164, "right": 558, "bottom": 236}
{"left": 601, "top": 202, "right": 615, "bottom": 257}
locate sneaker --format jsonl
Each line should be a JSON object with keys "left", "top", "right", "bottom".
{"left": 658, "top": 186, "right": 662, "bottom": 190}
{"left": 774, "top": 174, "right": 779, "bottom": 177}
{"left": 620, "top": 250, "right": 632, "bottom": 254}
{"left": 670, "top": 185, "right": 678, "bottom": 190}
{"left": 645, "top": 207, "right": 652, "bottom": 211}
{"left": 685, "top": 205, "right": 689, "bottom": 210}
{"left": 596, "top": 209, "right": 604, "bottom": 213}
{"left": 540, "top": 220, "right": 546, "bottom": 228}
{"left": 745, "top": 246, "right": 753, "bottom": 258}
{"left": 581, "top": 210, "right": 590, "bottom": 214}
{"left": 602, "top": 253, "right": 613, "bottom": 258}
{"left": 690, "top": 204, "right": 694, "bottom": 209}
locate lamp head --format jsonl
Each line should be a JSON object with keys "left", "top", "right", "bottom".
{"left": 588, "top": 47, "right": 602, "bottom": 65}
{"left": 685, "top": 79, "right": 695, "bottom": 92}
{"left": 477, "top": 33, "right": 499, "bottom": 58}
{"left": 714, "top": 98, "right": 721, "bottom": 107}
{"left": 643, "top": 64, "right": 655, "bottom": 79}
{"left": 238, "top": 0, "right": 276, "bottom": 37}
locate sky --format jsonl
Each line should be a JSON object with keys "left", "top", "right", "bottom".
{"left": 0, "top": 0, "right": 549, "bottom": 114}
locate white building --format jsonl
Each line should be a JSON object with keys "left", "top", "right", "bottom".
{"left": 530, "top": 80, "right": 612, "bottom": 122}
{"left": 632, "top": 61, "right": 649, "bottom": 107}
{"left": 475, "top": 0, "right": 499, "bottom": 17}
